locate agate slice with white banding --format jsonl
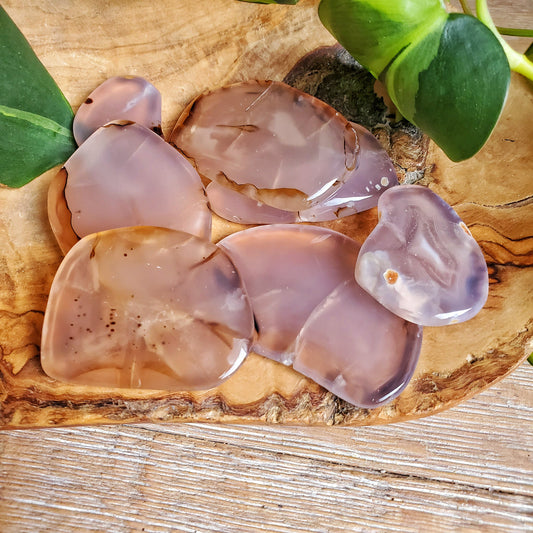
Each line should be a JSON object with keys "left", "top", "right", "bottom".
{"left": 73, "top": 76, "right": 162, "bottom": 145}
{"left": 48, "top": 122, "right": 211, "bottom": 254}
{"left": 41, "top": 227, "right": 254, "bottom": 390}
{"left": 218, "top": 225, "right": 360, "bottom": 364}
{"left": 171, "top": 80, "right": 359, "bottom": 211}
{"left": 205, "top": 123, "right": 398, "bottom": 224}
{"left": 355, "top": 185, "right": 489, "bottom": 326}
{"left": 294, "top": 280, "right": 423, "bottom": 408}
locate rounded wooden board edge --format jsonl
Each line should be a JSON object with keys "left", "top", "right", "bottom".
{"left": 0, "top": 0, "right": 532, "bottom": 429}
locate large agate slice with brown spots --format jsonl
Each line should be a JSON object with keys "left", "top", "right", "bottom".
{"left": 355, "top": 185, "right": 489, "bottom": 326}
{"left": 171, "top": 80, "right": 359, "bottom": 211}
{"left": 205, "top": 123, "right": 398, "bottom": 224}
{"left": 219, "top": 225, "right": 422, "bottom": 407}
{"left": 41, "top": 227, "right": 254, "bottom": 391}
{"left": 48, "top": 122, "right": 211, "bottom": 254}
{"left": 73, "top": 76, "right": 162, "bottom": 145}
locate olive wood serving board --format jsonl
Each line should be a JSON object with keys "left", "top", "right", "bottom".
{"left": 1, "top": 0, "right": 531, "bottom": 429}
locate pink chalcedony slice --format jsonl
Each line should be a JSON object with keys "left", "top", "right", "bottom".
{"left": 294, "top": 280, "right": 423, "bottom": 408}
{"left": 355, "top": 185, "right": 489, "bottom": 326}
{"left": 48, "top": 122, "right": 211, "bottom": 254}
{"left": 298, "top": 124, "right": 398, "bottom": 221}
{"left": 41, "top": 227, "right": 254, "bottom": 390}
{"left": 73, "top": 76, "right": 162, "bottom": 145}
{"left": 218, "top": 225, "right": 360, "bottom": 364}
{"left": 205, "top": 123, "right": 397, "bottom": 224}
{"left": 171, "top": 80, "right": 359, "bottom": 211}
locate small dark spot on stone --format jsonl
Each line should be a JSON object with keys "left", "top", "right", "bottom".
{"left": 110, "top": 321, "right": 116, "bottom": 325}
{"left": 110, "top": 328, "right": 115, "bottom": 332}
{"left": 69, "top": 336, "right": 74, "bottom": 340}
{"left": 85, "top": 97, "right": 93, "bottom": 104}
{"left": 124, "top": 253, "right": 128, "bottom": 257}
{"left": 504, "top": 138, "right": 515, "bottom": 142}
{"left": 137, "top": 323, "right": 142, "bottom": 328}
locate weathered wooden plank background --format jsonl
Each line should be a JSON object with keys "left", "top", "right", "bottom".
{"left": 1, "top": 362, "right": 531, "bottom": 532}
{"left": 1, "top": 0, "right": 532, "bottom": 530}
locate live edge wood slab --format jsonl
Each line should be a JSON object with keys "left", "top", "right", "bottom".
{"left": 0, "top": 0, "right": 531, "bottom": 429}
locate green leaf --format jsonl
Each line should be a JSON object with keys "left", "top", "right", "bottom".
{"left": 0, "top": 7, "right": 76, "bottom": 188}
{"left": 318, "top": 0, "right": 446, "bottom": 78}
{"left": 318, "top": 2, "right": 511, "bottom": 161}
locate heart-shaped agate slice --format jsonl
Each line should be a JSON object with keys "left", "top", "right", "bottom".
{"left": 171, "top": 80, "right": 359, "bottom": 212}
{"left": 41, "top": 226, "right": 254, "bottom": 390}
{"left": 355, "top": 184, "right": 489, "bottom": 326}
{"left": 48, "top": 122, "right": 211, "bottom": 254}
{"left": 206, "top": 123, "right": 398, "bottom": 224}
{"left": 219, "top": 224, "right": 423, "bottom": 408}
{"left": 73, "top": 76, "right": 162, "bottom": 145}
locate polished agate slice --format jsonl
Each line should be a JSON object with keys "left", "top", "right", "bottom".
{"left": 218, "top": 225, "right": 360, "bottom": 363}
{"left": 298, "top": 123, "right": 398, "bottom": 222}
{"left": 73, "top": 76, "right": 162, "bottom": 145}
{"left": 294, "top": 280, "right": 423, "bottom": 408}
{"left": 206, "top": 123, "right": 397, "bottom": 224}
{"left": 206, "top": 181, "right": 298, "bottom": 224}
{"left": 171, "top": 80, "right": 359, "bottom": 211}
{"left": 41, "top": 227, "right": 254, "bottom": 390}
{"left": 48, "top": 122, "right": 211, "bottom": 254}
{"left": 355, "top": 185, "right": 489, "bottom": 326}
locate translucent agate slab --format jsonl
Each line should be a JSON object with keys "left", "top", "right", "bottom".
{"left": 206, "top": 123, "right": 398, "bottom": 224}
{"left": 294, "top": 280, "right": 423, "bottom": 408}
{"left": 41, "top": 227, "right": 254, "bottom": 390}
{"left": 355, "top": 185, "right": 489, "bottom": 326}
{"left": 48, "top": 122, "right": 211, "bottom": 254}
{"left": 73, "top": 76, "right": 162, "bottom": 145}
{"left": 171, "top": 80, "right": 359, "bottom": 211}
{"left": 218, "top": 225, "right": 360, "bottom": 363}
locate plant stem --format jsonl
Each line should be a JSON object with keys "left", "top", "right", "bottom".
{"left": 496, "top": 27, "right": 533, "bottom": 38}
{"left": 458, "top": 0, "right": 473, "bottom": 16}
{"left": 476, "top": 0, "right": 533, "bottom": 81}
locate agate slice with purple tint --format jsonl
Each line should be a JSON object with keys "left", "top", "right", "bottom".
{"left": 355, "top": 185, "right": 489, "bottom": 326}
{"left": 171, "top": 80, "right": 359, "bottom": 211}
{"left": 218, "top": 225, "right": 360, "bottom": 364}
{"left": 293, "top": 280, "right": 423, "bottom": 408}
{"left": 41, "top": 226, "right": 254, "bottom": 390}
{"left": 219, "top": 224, "right": 423, "bottom": 408}
{"left": 48, "top": 122, "right": 211, "bottom": 254}
{"left": 205, "top": 123, "right": 398, "bottom": 224}
{"left": 73, "top": 76, "right": 162, "bottom": 145}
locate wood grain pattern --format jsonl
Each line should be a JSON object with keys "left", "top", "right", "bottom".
{"left": 0, "top": 0, "right": 532, "bottom": 429}
{"left": 0, "top": 362, "right": 531, "bottom": 532}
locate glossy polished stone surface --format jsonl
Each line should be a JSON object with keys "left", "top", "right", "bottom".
{"left": 73, "top": 76, "right": 162, "bottom": 145}
{"left": 218, "top": 225, "right": 360, "bottom": 364}
{"left": 205, "top": 123, "right": 398, "bottom": 224}
{"left": 355, "top": 185, "right": 489, "bottom": 326}
{"left": 294, "top": 280, "right": 423, "bottom": 408}
{"left": 48, "top": 122, "right": 211, "bottom": 254}
{"left": 172, "top": 80, "right": 359, "bottom": 211}
{"left": 41, "top": 227, "right": 254, "bottom": 390}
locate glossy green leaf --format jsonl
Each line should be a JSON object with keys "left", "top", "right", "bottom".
{"left": 318, "top": 0, "right": 446, "bottom": 78}
{"left": 0, "top": 7, "right": 76, "bottom": 188}
{"left": 318, "top": 1, "right": 511, "bottom": 161}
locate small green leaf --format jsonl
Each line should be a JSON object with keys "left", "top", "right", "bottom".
{"left": 0, "top": 7, "right": 76, "bottom": 188}
{"left": 318, "top": 1, "right": 511, "bottom": 161}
